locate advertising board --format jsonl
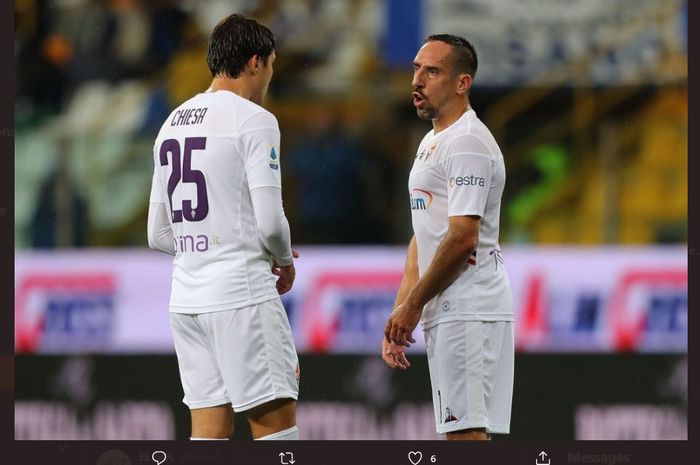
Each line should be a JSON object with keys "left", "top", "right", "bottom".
{"left": 15, "top": 246, "right": 687, "bottom": 354}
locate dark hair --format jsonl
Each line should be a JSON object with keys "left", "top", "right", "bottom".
{"left": 206, "top": 14, "right": 275, "bottom": 78}
{"left": 425, "top": 34, "right": 477, "bottom": 79}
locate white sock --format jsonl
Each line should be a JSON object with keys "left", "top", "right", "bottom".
{"left": 256, "top": 426, "right": 299, "bottom": 440}
{"left": 190, "top": 437, "right": 229, "bottom": 440}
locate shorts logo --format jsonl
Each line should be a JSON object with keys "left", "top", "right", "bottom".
{"left": 269, "top": 146, "right": 279, "bottom": 170}
{"left": 442, "top": 301, "right": 450, "bottom": 312}
{"left": 449, "top": 174, "right": 485, "bottom": 187}
{"left": 444, "top": 406, "right": 458, "bottom": 423}
{"left": 438, "top": 391, "right": 458, "bottom": 424}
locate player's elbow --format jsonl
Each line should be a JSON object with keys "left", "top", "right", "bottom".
{"left": 148, "top": 230, "right": 175, "bottom": 255}
{"left": 448, "top": 216, "right": 480, "bottom": 256}
{"left": 456, "top": 235, "right": 478, "bottom": 257}
{"left": 257, "top": 220, "right": 283, "bottom": 245}
{"left": 147, "top": 227, "right": 156, "bottom": 249}
{"left": 146, "top": 225, "right": 161, "bottom": 251}
{"left": 257, "top": 209, "right": 289, "bottom": 243}
{"left": 147, "top": 236, "right": 163, "bottom": 253}
{"left": 449, "top": 228, "right": 479, "bottom": 257}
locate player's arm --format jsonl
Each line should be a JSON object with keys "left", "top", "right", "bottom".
{"left": 407, "top": 216, "right": 479, "bottom": 306}
{"left": 382, "top": 236, "right": 418, "bottom": 369}
{"left": 393, "top": 235, "right": 419, "bottom": 308}
{"left": 146, "top": 150, "right": 175, "bottom": 255}
{"left": 147, "top": 202, "right": 175, "bottom": 255}
{"left": 241, "top": 111, "right": 297, "bottom": 294}
{"left": 385, "top": 134, "right": 493, "bottom": 347}
{"left": 384, "top": 217, "right": 479, "bottom": 347}
{"left": 250, "top": 186, "right": 294, "bottom": 266}
{"left": 250, "top": 186, "right": 298, "bottom": 295}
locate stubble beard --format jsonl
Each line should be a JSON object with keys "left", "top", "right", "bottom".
{"left": 416, "top": 104, "right": 437, "bottom": 120}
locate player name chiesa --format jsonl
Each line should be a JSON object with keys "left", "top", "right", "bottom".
{"left": 171, "top": 107, "right": 208, "bottom": 127}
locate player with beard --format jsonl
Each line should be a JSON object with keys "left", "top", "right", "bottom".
{"left": 382, "top": 35, "right": 514, "bottom": 440}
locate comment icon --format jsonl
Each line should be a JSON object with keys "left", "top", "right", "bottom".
{"left": 152, "top": 451, "right": 167, "bottom": 465}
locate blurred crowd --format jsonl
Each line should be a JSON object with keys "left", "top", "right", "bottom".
{"left": 16, "top": 0, "right": 404, "bottom": 247}
{"left": 14, "top": 0, "right": 687, "bottom": 248}
{"left": 16, "top": 0, "right": 381, "bottom": 119}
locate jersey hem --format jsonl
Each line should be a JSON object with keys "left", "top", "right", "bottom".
{"left": 169, "top": 291, "right": 279, "bottom": 314}
{"left": 421, "top": 313, "right": 514, "bottom": 330}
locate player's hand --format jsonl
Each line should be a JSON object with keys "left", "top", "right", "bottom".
{"left": 384, "top": 300, "right": 422, "bottom": 347}
{"left": 382, "top": 337, "right": 411, "bottom": 370}
{"left": 272, "top": 249, "right": 300, "bottom": 295}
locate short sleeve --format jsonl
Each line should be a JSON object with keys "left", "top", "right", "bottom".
{"left": 149, "top": 144, "right": 166, "bottom": 203}
{"left": 443, "top": 135, "right": 493, "bottom": 217}
{"left": 239, "top": 111, "right": 282, "bottom": 190}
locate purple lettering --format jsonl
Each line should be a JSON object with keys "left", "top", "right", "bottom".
{"left": 159, "top": 138, "right": 209, "bottom": 223}
{"left": 196, "top": 235, "right": 208, "bottom": 252}
{"left": 174, "top": 234, "right": 213, "bottom": 252}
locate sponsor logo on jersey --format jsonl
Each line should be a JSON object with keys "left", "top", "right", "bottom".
{"left": 174, "top": 233, "right": 221, "bottom": 253}
{"left": 410, "top": 189, "right": 433, "bottom": 210}
{"left": 449, "top": 174, "right": 485, "bottom": 187}
{"left": 15, "top": 273, "right": 117, "bottom": 352}
{"left": 269, "top": 146, "right": 279, "bottom": 170}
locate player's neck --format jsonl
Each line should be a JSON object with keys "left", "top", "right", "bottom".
{"left": 432, "top": 99, "right": 471, "bottom": 134}
{"left": 207, "top": 77, "right": 256, "bottom": 102}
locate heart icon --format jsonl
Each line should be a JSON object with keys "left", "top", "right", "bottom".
{"left": 408, "top": 451, "right": 423, "bottom": 465}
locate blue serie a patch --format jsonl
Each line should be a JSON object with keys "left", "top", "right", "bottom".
{"left": 269, "top": 147, "right": 279, "bottom": 170}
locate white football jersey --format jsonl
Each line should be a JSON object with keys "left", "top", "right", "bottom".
{"left": 408, "top": 109, "right": 513, "bottom": 327}
{"left": 150, "top": 90, "right": 283, "bottom": 313}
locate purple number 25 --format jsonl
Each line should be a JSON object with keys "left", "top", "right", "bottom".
{"left": 159, "top": 137, "right": 209, "bottom": 223}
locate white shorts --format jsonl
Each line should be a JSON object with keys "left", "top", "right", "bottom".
{"left": 424, "top": 320, "right": 514, "bottom": 435}
{"left": 169, "top": 298, "right": 299, "bottom": 412}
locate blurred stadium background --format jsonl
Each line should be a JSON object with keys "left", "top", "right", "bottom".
{"left": 14, "top": 0, "right": 687, "bottom": 440}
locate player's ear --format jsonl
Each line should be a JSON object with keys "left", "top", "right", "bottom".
{"left": 247, "top": 55, "right": 261, "bottom": 74}
{"left": 456, "top": 73, "right": 472, "bottom": 96}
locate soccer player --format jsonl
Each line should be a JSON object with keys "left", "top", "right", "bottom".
{"left": 382, "top": 35, "right": 514, "bottom": 441}
{"left": 147, "top": 14, "right": 300, "bottom": 441}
